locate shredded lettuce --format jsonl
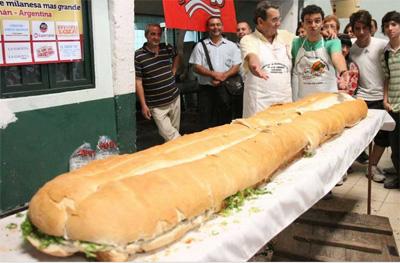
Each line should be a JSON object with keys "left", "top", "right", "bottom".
{"left": 21, "top": 217, "right": 106, "bottom": 258}
{"left": 21, "top": 217, "right": 64, "bottom": 248}
{"left": 21, "top": 217, "right": 33, "bottom": 238}
{"left": 304, "top": 151, "right": 315, "bottom": 157}
{"left": 80, "top": 241, "right": 106, "bottom": 259}
{"left": 220, "top": 187, "right": 271, "bottom": 216}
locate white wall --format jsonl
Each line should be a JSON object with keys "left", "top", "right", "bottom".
{"left": 304, "top": 0, "right": 400, "bottom": 39}
{"left": 108, "top": 0, "right": 135, "bottom": 96}
{"left": 2, "top": 0, "right": 115, "bottom": 113}
{"left": 280, "top": 0, "right": 299, "bottom": 33}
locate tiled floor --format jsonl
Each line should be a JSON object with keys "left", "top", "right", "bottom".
{"left": 314, "top": 149, "right": 400, "bottom": 251}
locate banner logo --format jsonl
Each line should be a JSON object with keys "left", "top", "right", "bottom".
{"left": 179, "top": 0, "right": 226, "bottom": 17}
{"left": 163, "top": 0, "right": 237, "bottom": 32}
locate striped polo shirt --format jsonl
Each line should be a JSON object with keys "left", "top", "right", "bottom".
{"left": 381, "top": 45, "right": 400, "bottom": 113}
{"left": 135, "top": 43, "right": 179, "bottom": 108}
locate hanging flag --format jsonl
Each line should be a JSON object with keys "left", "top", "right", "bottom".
{"left": 162, "top": 0, "right": 238, "bottom": 32}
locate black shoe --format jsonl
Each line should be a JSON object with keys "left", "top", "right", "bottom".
{"left": 356, "top": 151, "right": 369, "bottom": 164}
{"left": 384, "top": 177, "right": 399, "bottom": 189}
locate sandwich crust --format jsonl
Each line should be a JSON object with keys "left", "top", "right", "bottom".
{"left": 26, "top": 93, "right": 368, "bottom": 261}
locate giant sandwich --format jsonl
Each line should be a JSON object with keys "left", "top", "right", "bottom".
{"left": 23, "top": 93, "right": 368, "bottom": 261}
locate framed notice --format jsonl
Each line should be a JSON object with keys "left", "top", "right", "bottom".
{"left": 32, "top": 21, "right": 56, "bottom": 41}
{"left": 4, "top": 42, "right": 33, "bottom": 64}
{"left": 33, "top": 42, "right": 58, "bottom": 62}
{"left": 56, "top": 21, "right": 80, "bottom": 40}
{"left": 3, "top": 20, "right": 30, "bottom": 41}
{"left": 58, "top": 41, "right": 81, "bottom": 61}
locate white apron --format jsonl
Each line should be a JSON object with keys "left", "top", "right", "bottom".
{"left": 292, "top": 39, "right": 337, "bottom": 100}
{"left": 243, "top": 38, "right": 292, "bottom": 118}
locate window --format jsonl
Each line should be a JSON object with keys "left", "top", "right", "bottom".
{"left": 134, "top": 15, "right": 201, "bottom": 51}
{"left": 0, "top": 0, "right": 94, "bottom": 98}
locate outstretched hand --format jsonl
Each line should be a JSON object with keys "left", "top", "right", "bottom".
{"left": 249, "top": 63, "right": 269, "bottom": 80}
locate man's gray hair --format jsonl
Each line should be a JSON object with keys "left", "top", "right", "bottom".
{"left": 145, "top": 23, "right": 162, "bottom": 36}
{"left": 253, "top": 0, "right": 279, "bottom": 24}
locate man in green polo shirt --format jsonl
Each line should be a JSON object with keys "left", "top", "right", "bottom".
{"left": 291, "top": 4, "right": 348, "bottom": 100}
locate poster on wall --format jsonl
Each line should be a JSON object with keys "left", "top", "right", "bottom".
{"left": 4, "top": 42, "right": 33, "bottom": 64}
{"left": 0, "top": 0, "right": 83, "bottom": 66}
{"left": 33, "top": 42, "right": 58, "bottom": 62}
{"left": 3, "top": 20, "right": 30, "bottom": 41}
{"left": 56, "top": 21, "right": 80, "bottom": 40}
{"left": 31, "top": 21, "right": 56, "bottom": 41}
{"left": 58, "top": 41, "right": 81, "bottom": 60}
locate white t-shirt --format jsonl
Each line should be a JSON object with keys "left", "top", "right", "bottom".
{"left": 350, "top": 37, "right": 388, "bottom": 101}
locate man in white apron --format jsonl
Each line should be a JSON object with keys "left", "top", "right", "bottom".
{"left": 292, "top": 4, "right": 349, "bottom": 101}
{"left": 240, "top": 1, "right": 294, "bottom": 118}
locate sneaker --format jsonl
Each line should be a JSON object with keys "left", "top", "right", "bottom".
{"left": 369, "top": 166, "right": 386, "bottom": 183}
{"left": 384, "top": 178, "right": 399, "bottom": 189}
{"left": 336, "top": 172, "right": 347, "bottom": 186}
{"left": 336, "top": 179, "right": 344, "bottom": 186}
{"left": 356, "top": 151, "right": 369, "bottom": 164}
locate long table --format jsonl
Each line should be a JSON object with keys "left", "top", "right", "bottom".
{"left": 0, "top": 109, "right": 394, "bottom": 262}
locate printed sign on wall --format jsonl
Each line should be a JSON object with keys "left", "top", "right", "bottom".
{"left": 32, "top": 21, "right": 56, "bottom": 41}
{"left": 3, "top": 20, "right": 30, "bottom": 41}
{"left": 4, "top": 42, "right": 33, "bottom": 64}
{"left": 58, "top": 41, "right": 81, "bottom": 60}
{"left": 0, "top": 0, "right": 83, "bottom": 66}
{"left": 33, "top": 42, "right": 58, "bottom": 62}
{"left": 56, "top": 21, "right": 80, "bottom": 40}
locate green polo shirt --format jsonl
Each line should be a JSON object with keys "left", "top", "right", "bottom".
{"left": 381, "top": 46, "right": 400, "bottom": 113}
{"left": 291, "top": 37, "right": 342, "bottom": 63}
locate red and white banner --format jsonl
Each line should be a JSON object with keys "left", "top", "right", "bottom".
{"left": 162, "top": 0, "right": 238, "bottom": 33}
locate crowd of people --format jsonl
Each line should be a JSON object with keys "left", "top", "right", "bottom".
{"left": 134, "top": 1, "right": 399, "bottom": 189}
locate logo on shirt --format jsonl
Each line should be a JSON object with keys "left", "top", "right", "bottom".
{"left": 178, "top": 0, "right": 224, "bottom": 17}
{"left": 225, "top": 58, "right": 233, "bottom": 68}
{"left": 262, "top": 63, "right": 289, "bottom": 74}
{"left": 301, "top": 59, "right": 328, "bottom": 80}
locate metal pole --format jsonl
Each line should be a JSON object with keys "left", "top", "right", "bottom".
{"left": 367, "top": 143, "right": 372, "bottom": 215}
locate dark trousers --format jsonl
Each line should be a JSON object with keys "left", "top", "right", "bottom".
{"left": 231, "top": 94, "right": 243, "bottom": 119}
{"left": 198, "top": 85, "right": 231, "bottom": 130}
{"left": 388, "top": 111, "right": 399, "bottom": 175}
{"left": 366, "top": 100, "right": 390, "bottom": 147}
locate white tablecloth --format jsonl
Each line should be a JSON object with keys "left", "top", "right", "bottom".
{"left": 0, "top": 109, "right": 394, "bottom": 262}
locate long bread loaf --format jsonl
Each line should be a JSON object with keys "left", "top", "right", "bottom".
{"left": 25, "top": 93, "right": 368, "bottom": 261}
